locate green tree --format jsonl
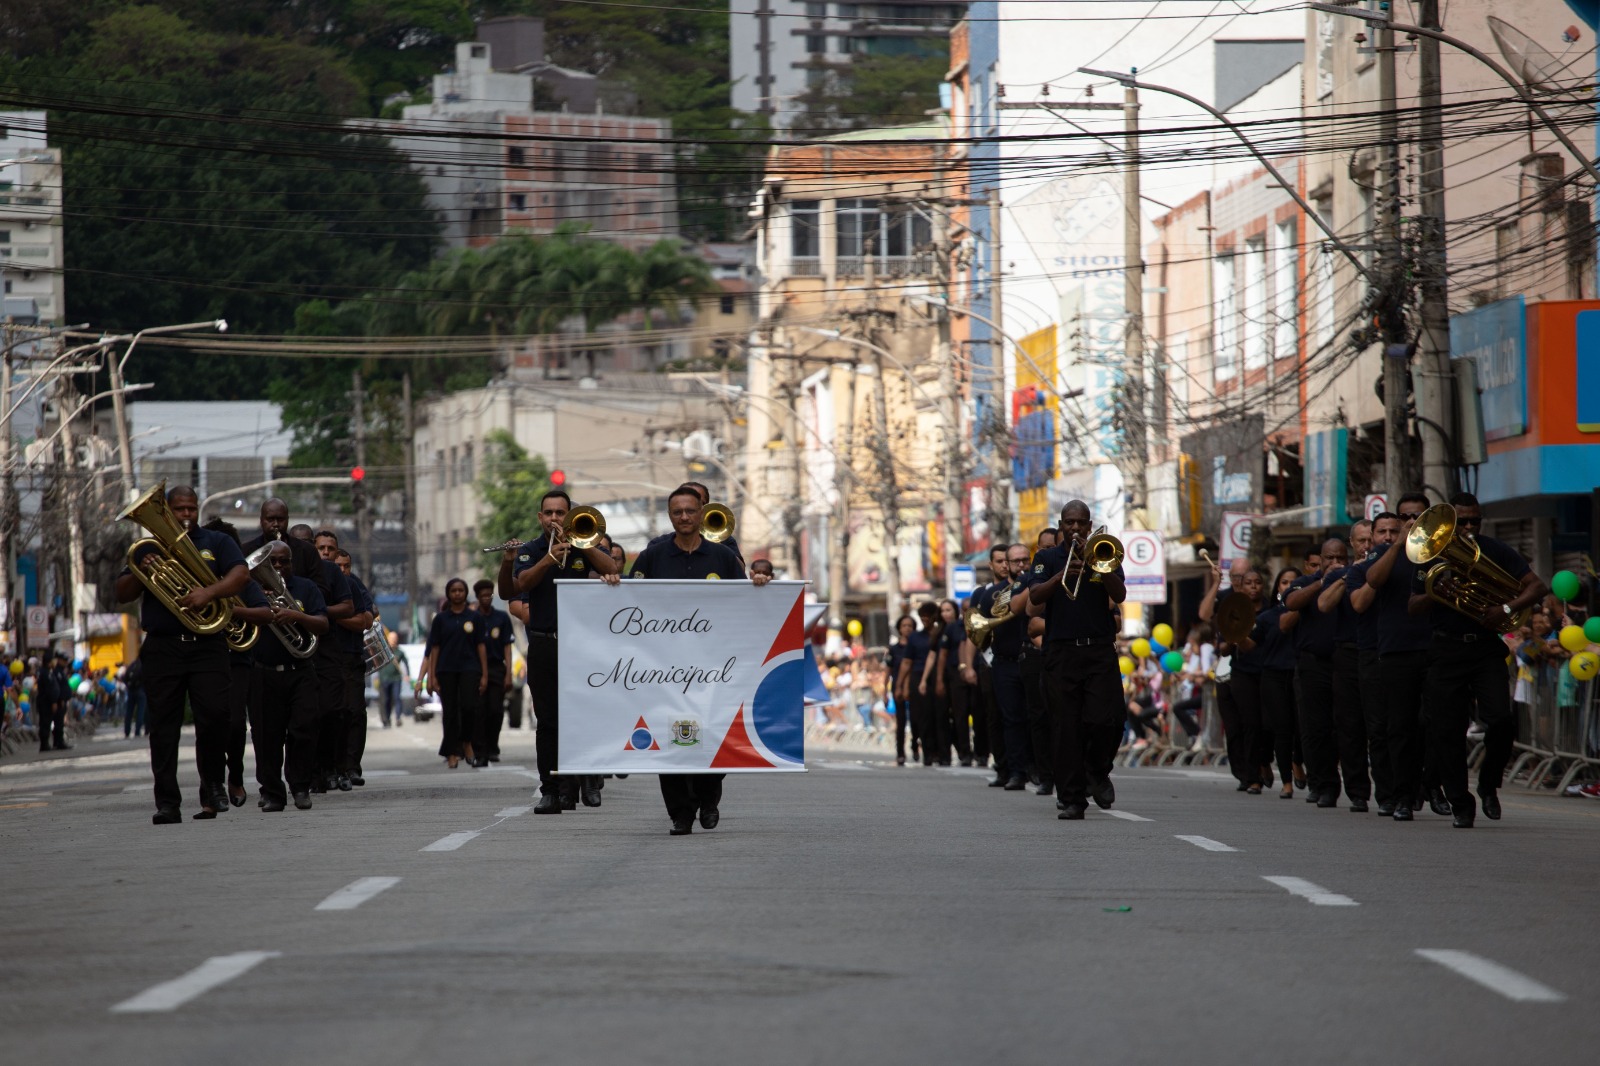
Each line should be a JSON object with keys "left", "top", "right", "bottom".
{"left": 789, "top": 54, "right": 950, "bottom": 134}
{"left": 476, "top": 428, "right": 550, "bottom": 576}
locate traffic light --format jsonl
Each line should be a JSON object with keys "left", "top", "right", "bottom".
{"left": 550, "top": 468, "right": 566, "bottom": 487}
{"left": 349, "top": 466, "right": 365, "bottom": 482}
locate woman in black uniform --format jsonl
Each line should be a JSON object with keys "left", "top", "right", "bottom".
{"left": 1256, "top": 567, "right": 1302, "bottom": 798}
{"left": 936, "top": 599, "right": 976, "bottom": 766}
{"left": 419, "top": 578, "right": 488, "bottom": 769}
{"left": 1216, "top": 569, "right": 1267, "bottom": 793}
{"left": 887, "top": 616, "right": 916, "bottom": 765}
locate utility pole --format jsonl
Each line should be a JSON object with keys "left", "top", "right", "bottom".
{"left": 108, "top": 347, "right": 137, "bottom": 503}
{"left": 827, "top": 363, "right": 857, "bottom": 627}
{"left": 930, "top": 201, "right": 964, "bottom": 594}
{"left": 401, "top": 370, "right": 418, "bottom": 638}
{"left": 55, "top": 374, "right": 88, "bottom": 654}
{"left": 1414, "top": 0, "right": 1454, "bottom": 500}
{"left": 1375, "top": 14, "right": 1411, "bottom": 499}
{"left": 869, "top": 340, "right": 902, "bottom": 622}
{"left": 756, "top": 0, "right": 774, "bottom": 118}
{"left": 987, "top": 186, "right": 1014, "bottom": 543}
{"left": 1121, "top": 78, "right": 1148, "bottom": 528}
{"left": 351, "top": 368, "right": 370, "bottom": 578}
{"left": 0, "top": 331, "right": 13, "bottom": 637}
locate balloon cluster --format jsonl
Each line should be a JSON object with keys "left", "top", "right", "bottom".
{"left": 1127, "top": 624, "right": 1186, "bottom": 674}
{"left": 1549, "top": 572, "right": 1599, "bottom": 679}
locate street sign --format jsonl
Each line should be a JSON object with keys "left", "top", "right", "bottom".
{"left": 1119, "top": 529, "right": 1166, "bottom": 605}
{"left": 951, "top": 564, "right": 976, "bottom": 600}
{"left": 25, "top": 605, "right": 48, "bottom": 651}
{"left": 1218, "top": 512, "right": 1259, "bottom": 571}
{"left": 1363, "top": 494, "right": 1387, "bottom": 521}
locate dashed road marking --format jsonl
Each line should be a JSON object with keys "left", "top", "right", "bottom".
{"left": 1176, "top": 834, "right": 1237, "bottom": 852}
{"left": 111, "top": 952, "right": 281, "bottom": 1013}
{"left": 420, "top": 831, "right": 480, "bottom": 852}
{"left": 494, "top": 805, "right": 533, "bottom": 818}
{"left": 1096, "top": 809, "right": 1152, "bottom": 822}
{"left": 1415, "top": 949, "right": 1566, "bottom": 1003}
{"left": 1261, "top": 875, "right": 1358, "bottom": 906}
{"left": 314, "top": 877, "right": 401, "bottom": 911}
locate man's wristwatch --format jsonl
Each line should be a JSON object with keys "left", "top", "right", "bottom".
{"left": 1501, "top": 604, "right": 1513, "bottom": 617}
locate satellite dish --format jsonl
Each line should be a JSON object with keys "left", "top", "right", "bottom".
{"left": 1488, "top": 16, "right": 1567, "bottom": 92}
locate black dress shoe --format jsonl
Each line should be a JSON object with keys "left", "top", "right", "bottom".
{"left": 987, "top": 775, "right": 1006, "bottom": 787}
{"left": 1478, "top": 788, "right": 1501, "bottom": 820}
{"left": 487, "top": 754, "right": 501, "bottom": 763}
{"left": 1317, "top": 793, "right": 1338, "bottom": 809}
{"left": 533, "top": 793, "right": 562, "bottom": 814}
{"left": 1377, "top": 802, "right": 1396, "bottom": 816}
{"left": 1349, "top": 798, "right": 1369, "bottom": 813}
{"left": 228, "top": 786, "right": 247, "bottom": 808}
{"left": 349, "top": 773, "right": 365, "bottom": 787}
{"left": 53, "top": 742, "right": 73, "bottom": 751}
{"left": 261, "top": 797, "right": 286, "bottom": 812}
{"left": 1392, "top": 803, "right": 1413, "bottom": 822}
{"left": 191, "top": 806, "right": 218, "bottom": 820}
{"left": 1452, "top": 794, "right": 1476, "bottom": 828}
{"left": 293, "top": 791, "right": 313, "bottom": 810}
{"left": 669, "top": 817, "right": 694, "bottom": 835}
{"left": 1058, "top": 805, "right": 1087, "bottom": 820}
{"left": 310, "top": 781, "right": 327, "bottom": 795}
{"left": 1428, "top": 787, "right": 1452, "bottom": 817}
{"left": 336, "top": 774, "right": 353, "bottom": 792}
{"left": 1236, "top": 781, "right": 1250, "bottom": 792}
{"left": 1004, "top": 774, "right": 1027, "bottom": 791}
{"left": 1091, "top": 777, "right": 1115, "bottom": 810}
{"left": 1305, "top": 791, "right": 1319, "bottom": 803}
{"left": 699, "top": 805, "right": 720, "bottom": 829}
{"left": 325, "top": 773, "right": 340, "bottom": 791}
{"left": 152, "top": 807, "right": 182, "bottom": 825}
{"left": 559, "top": 792, "right": 577, "bottom": 811}
{"left": 1035, "top": 780, "right": 1054, "bottom": 796}
{"left": 581, "top": 782, "right": 603, "bottom": 808}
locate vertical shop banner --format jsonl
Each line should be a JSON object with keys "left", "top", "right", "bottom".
{"left": 557, "top": 580, "right": 807, "bottom": 774}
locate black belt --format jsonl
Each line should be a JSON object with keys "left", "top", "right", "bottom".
{"left": 528, "top": 630, "right": 557, "bottom": 641}
{"left": 1433, "top": 630, "right": 1491, "bottom": 644}
{"left": 254, "top": 661, "right": 305, "bottom": 672}
{"left": 1300, "top": 650, "right": 1335, "bottom": 662}
{"left": 149, "top": 631, "right": 215, "bottom": 644}
{"left": 1058, "top": 636, "right": 1113, "bottom": 647}
{"left": 1335, "top": 641, "right": 1359, "bottom": 650}
{"left": 991, "top": 652, "right": 1021, "bottom": 663}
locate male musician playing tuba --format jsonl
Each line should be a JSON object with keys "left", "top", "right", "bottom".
{"left": 1407, "top": 492, "right": 1548, "bottom": 828}
{"left": 498, "top": 488, "right": 619, "bottom": 814}
{"left": 1019, "top": 500, "right": 1127, "bottom": 820}
{"left": 114, "top": 485, "right": 251, "bottom": 825}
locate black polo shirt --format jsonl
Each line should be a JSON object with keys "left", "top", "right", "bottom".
{"left": 647, "top": 529, "right": 741, "bottom": 561}
{"left": 312, "top": 559, "right": 352, "bottom": 663}
{"left": 128, "top": 525, "right": 246, "bottom": 637}
{"left": 337, "top": 571, "right": 374, "bottom": 659}
{"left": 425, "top": 606, "right": 485, "bottom": 674}
{"left": 230, "top": 581, "right": 269, "bottom": 664}
{"left": 904, "top": 629, "right": 933, "bottom": 676}
{"left": 1364, "top": 552, "right": 1432, "bottom": 655}
{"left": 940, "top": 618, "right": 965, "bottom": 663}
{"left": 1320, "top": 565, "right": 1359, "bottom": 645}
{"left": 987, "top": 581, "right": 1026, "bottom": 660}
{"left": 1025, "top": 544, "right": 1123, "bottom": 643}
{"left": 477, "top": 606, "right": 515, "bottom": 677}
{"left": 1289, "top": 573, "right": 1338, "bottom": 657}
{"left": 256, "top": 575, "right": 325, "bottom": 668}
{"left": 1416, "top": 533, "right": 1530, "bottom": 640}
{"left": 632, "top": 535, "right": 745, "bottom": 581}
{"left": 1231, "top": 603, "right": 1265, "bottom": 675}
{"left": 1254, "top": 604, "right": 1297, "bottom": 671}
{"left": 1344, "top": 554, "right": 1381, "bottom": 652}
{"left": 243, "top": 533, "right": 327, "bottom": 599}
{"left": 512, "top": 535, "right": 594, "bottom": 633}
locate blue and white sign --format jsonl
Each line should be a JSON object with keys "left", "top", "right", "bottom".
{"left": 951, "top": 564, "right": 976, "bottom": 600}
{"left": 1302, "top": 427, "right": 1349, "bottom": 527}
{"left": 1450, "top": 296, "right": 1527, "bottom": 441}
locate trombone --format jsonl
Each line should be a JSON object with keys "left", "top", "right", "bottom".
{"left": 1061, "top": 526, "right": 1124, "bottom": 600}
{"left": 700, "top": 501, "right": 736, "bottom": 543}
{"left": 480, "top": 505, "right": 606, "bottom": 557}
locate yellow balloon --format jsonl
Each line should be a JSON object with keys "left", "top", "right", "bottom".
{"left": 1118, "top": 655, "right": 1136, "bottom": 676}
{"left": 1131, "top": 638, "right": 1152, "bottom": 660}
{"left": 1559, "top": 625, "right": 1590, "bottom": 654}
{"left": 846, "top": 619, "right": 863, "bottom": 638}
{"left": 1571, "top": 651, "right": 1600, "bottom": 682}
{"left": 1151, "top": 623, "right": 1174, "bottom": 648}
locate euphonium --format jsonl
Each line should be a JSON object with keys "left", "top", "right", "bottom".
{"left": 1406, "top": 503, "right": 1529, "bottom": 634}
{"left": 701, "top": 501, "right": 736, "bottom": 543}
{"left": 118, "top": 481, "right": 258, "bottom": 651}
{"left": 244, "top": 543, "right": 318, "bottom": 658}
{"left": 563, "top": 505, "right": 606, "bottom": 550}
{"left": 1063, "top": 526, "right": 1124, "bottom": 600}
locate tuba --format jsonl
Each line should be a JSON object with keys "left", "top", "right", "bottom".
{"left": 1063, "top": 526, "right": 1124, "bottom": 600}
{"left": 119, "top": 481, "right": 258, "bottom": 651}
{"left": 700, "top": 501, "right": 736, "bottom": 543}
{"left": 1406, "top": 504, "right": 1529, "bottom": 634}
{"left": 963, "top": 583, "right": 1013, "bottom": 650}
{"left": 244, "top": 544, "right": 318, "bottom": 658}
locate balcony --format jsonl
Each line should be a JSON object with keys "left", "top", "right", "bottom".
{"left": 836, "top": 253, "right": 934, "bottom": 278}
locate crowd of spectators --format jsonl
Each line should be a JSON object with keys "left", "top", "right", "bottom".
{"left": 0, "top": 652, "right": 133, "bottom": 757}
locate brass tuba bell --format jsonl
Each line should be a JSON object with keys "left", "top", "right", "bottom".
{"left": 1406, "top": 504, "right": 1528, "bottom": 634}
{"left": 700, "top": 501, "right": 736, "bottom": 543}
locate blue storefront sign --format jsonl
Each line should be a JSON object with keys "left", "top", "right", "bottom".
{"left": 1449, "top": 296, "right": 1527, "bottom": 441}
{"left": 1302, "top": 427, "right": 1349, "bottom": 527}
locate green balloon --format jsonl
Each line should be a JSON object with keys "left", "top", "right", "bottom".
{"left": 1551, "top": 570, "right": 1581, "bottom": 603}
{"left": 1160, "top": 650, "right": 1185, "bottom": 673}
{"left": 1585, "top": 617, "right": 1600, "bottom": 644}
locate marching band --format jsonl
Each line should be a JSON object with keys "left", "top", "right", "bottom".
{"left": 115, "top": 475, "right": 1554, "bottom": 836}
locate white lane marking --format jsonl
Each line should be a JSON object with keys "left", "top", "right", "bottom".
{"left": 1176, "top": 834, "right": 1237, "bottom": 852}
{"left": 420, "top": 830, "right": 481, "bottom": 852}
{"left": 1415, "top": 950, "right": 1566, "bottom": 1003}
{"left": 1262, "top": 875, "right": 1358, "bottom": 906}
{"left": 494, "top": 805, "right": 532, "bottom": 818}
{"left": 360, "top": 770, "right": 410, "bottom": 778}
{"left": 314, "top": 877, "right": 402, "bottom": 911}
{"left": 814, "top": 760, "right": 874, "bottom": 771}
{"left": 1096, "top": 809, "right": 1153, "bottom": 822}
{"left": 111, "top": 952, "right": 281, "bottom": 1013}
{"left": 476, "top": 764, "right": 531, "bottom": 773}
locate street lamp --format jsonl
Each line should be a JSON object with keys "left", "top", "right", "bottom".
{"left": 100, "top": 319, "right": 229, "bottom": 501}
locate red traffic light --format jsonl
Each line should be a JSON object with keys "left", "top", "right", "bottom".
{"left": 550, "top": 468, "right": 566, "bottom": 487}
{"left": 350, "top": 466, "right": 365, "bottom": 482}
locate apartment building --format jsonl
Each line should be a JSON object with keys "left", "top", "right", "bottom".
{"left": 0, "top": 112, "right": 64, "bottom": 325}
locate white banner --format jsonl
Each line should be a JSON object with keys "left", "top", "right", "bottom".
{"left": 556, "top": 579, "right": 808, "bottom": 774}
{"left": 1118, "top": 529, "right": 1166, "bottom": 605}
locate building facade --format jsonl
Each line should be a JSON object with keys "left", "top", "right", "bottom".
{"left": 0, "top": 112, "right": 65, "bottom": 325}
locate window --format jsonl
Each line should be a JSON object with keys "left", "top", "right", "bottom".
{"left": 720, "top": 295, "right": 736, "bottom": 314}
{"left": 1273, "top": 219, "right": 1298, "bottom": 362}
{"left": 805, "top": 2, "right": 826, "bottom": 15}
{"left": 1314, "top": 201, "right": 1334, "bottom": 350}
{"left": 1214, "top": 254, "right": 1238, "bottom": 382}
{"left": 712, "top": 338, "right": 731, "bottom": 361}
{"left": 1243, "top": 238, "right": 1267, "bottom": 371}
{"left": 509, "top": 193, "right": 527, "bottom": 211}
{"left": 447, "top": 446, "right": 457, "bottom": 488}
{"left": 0, "top": 230, "right": 9, "bottom": 244}
{"left": 791, "top": 200, "right": 820, "bottom": 258}
{"left": 507, "top": 145, "right": 526, "bottom": 165}
{"left": 470, "top": 44, "right": 487, "bottom": 59}
{"left": 805, "top": 34, "right": 827, "bottom": 53}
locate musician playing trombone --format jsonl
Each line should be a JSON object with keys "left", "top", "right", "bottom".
{"left": 496, "top": 488, "right": 620, "bottom": 814}
{"left": 1019, "top": 500, "right": 1127, "bottom": 821}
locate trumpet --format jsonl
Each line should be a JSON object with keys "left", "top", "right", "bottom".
{"left": 1407, "top": 504, "right": 1529, "bottom": 634}
{"left": 118, "top": 481, "right": 258, "bottom": 652}
{"left": 701, "top": 501, "right": 736, "bottom": 543}
{"left": 244, "top": 543, "right": 318, "bottom": 658}
{"left": 1062, "top": 526, "right": 1124, "bottom": 600}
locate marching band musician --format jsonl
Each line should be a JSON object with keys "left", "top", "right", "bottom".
{"left": 1409, "top": 493, "right": 1548, "bottom": 828}
{"left": 419, "top": 578, "right": 487, "bottom": 769}
{"left": 1317, "top": 525, "right": 1377, "bottom": 813}
{"left": 113, "top": 485, "right": 250, "bottom": 825}
{"left": 470, "top": 579, "right": 515, "bottom": 766}
{"left": 967, "top": 545, "right": 1011, "bottom": 787}
{"left": 1283, "top": 539, "right": 1356, "bottom": 809}
{"left": 320, "top": 535, "right": 374, "bottom": 788}
{"left": 971, "top": 542, "right": 1035, "bottom": 791}
{"left": 622, "top": 485, "right": 771, "bottom": 836}
{"left": 1203, "top": 561, "right": 1263, "bottom": 793}
{"left": 1020, "top": 500, "right": 1127, "bottom": 821}
{"left": 1258, "top": 568, "right": 1301, "bottom": 797}
{"left": 1340, "top": 513, "right": 1400, "bottom": 814}
{"left": 231, "top": 541, "right": 329, "bottom": 812}
{"left": 499, "top": 488, "right": 619, "bottom": 813}
{"left": 202, "top": 516, "right": 268, "bottom": 810}
{"left": 291, "top": 524, "right": 356, "bottom": 794}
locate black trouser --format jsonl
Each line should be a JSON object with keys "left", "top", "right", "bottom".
{"left": 1260, "top": 668, "right": 1298, "bottom": 787}
{"left": 342, "top": 660, "right": 366, "bottom": 774}
{"left": 505, "top": 684, "right": 524, "bottom": 729}
{"left": 1380, "top": 650, "right": 1430, "bottom": 806}
{"left": 1358, "top": 648, "right": 1396, "bottom": 806}
{"left": 1425, "top": 636, "right": 1516, "bottom": 805}
{"left": 944, "top": 662, "right": 973, "bottom": 762}
{"left": 1020, "top": 646, "right": 1052, "bottom": 783}
{"left": 975, "top": 657, "right": 1004, "bottom": 774}
{"left": 141, "top": 634, "right": 230, "bottom": 813}
{"left": 892, "top": 690, "right": 910, "bottom": 759}
{"left": 476, "top": 668, "right": 507, "bottom": 757}
{"left": 249, "top": 662, "right": 318, "bottom": 801}
{"left": 38, "top": 699, "right": 64, "bottom": 750}
{"left": 659, "top": 773, "right": 724, "bottom": 822}
{"left": 990, "top": 658, "right": 1030, "bottom": 780}
{"left": 910, "top": 683, "right": 946, "bottom": 765}
{"left": 437, "top": 670, "right": 479, "bottom": 758}
{"left": 313, "top": 654, "right": 346, "bottom": 778}
{"left": 1168, "top": 697, "right": 1203, "bottom": 741}
{"left": 1295, "top": 653, "right": 1340, "bottom": 800}
{"left": 1216, "top": 677, "right": 1257, "bottom": 786}
{"left": 1042, "top": 641, "right": 1123, "bottom": 808}
{"left": 1331, "top": 645, "right": 1370, "bottom": 801}
{"left": 226, "top": 660, "right": 251, "bottom": 790}
{"left": 527, "top": 633, "right": 564, "bottom": 792}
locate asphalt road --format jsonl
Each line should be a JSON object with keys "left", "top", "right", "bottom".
{"left": 3, "top": 718, "right": 1596, "bottom": 1065}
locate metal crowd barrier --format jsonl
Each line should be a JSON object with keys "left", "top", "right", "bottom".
{"left": 1497, "top": 669, "right": 1599, "bottom": 791}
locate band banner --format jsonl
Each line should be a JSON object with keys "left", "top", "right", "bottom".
{"left": 556, "top": 579, "right": 808, "bottom": 774}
